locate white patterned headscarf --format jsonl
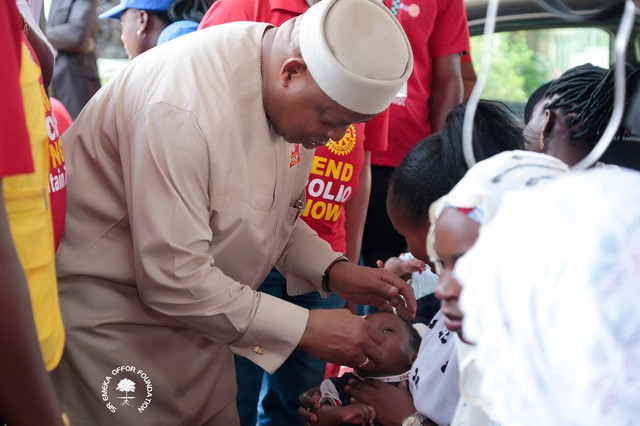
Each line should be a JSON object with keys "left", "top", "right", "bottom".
{"left": 456, "top": 167, "right": 640, "bottom": 425}
{"left": 427, "top": 150, "right": 569, "bottom": 271}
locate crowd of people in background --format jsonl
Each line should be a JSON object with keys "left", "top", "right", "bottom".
{"left": 2, "top": 0, "right": 640, "bottom": 425}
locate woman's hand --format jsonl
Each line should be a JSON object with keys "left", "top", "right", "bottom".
{"left": 298, "top": 386, "right": 322, "bottom": 424}
{"left": 298, "top": 387, "right": 376, "bottom": 426}
{"left": 346, "top": 379, "right": 417, "bottom": 426}
{"left": 340, "top": 402, "right": 376, "bottom": 425}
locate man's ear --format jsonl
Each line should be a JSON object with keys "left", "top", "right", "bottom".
{"left": 279, "top": 58, "right": 307, "bottom": 87}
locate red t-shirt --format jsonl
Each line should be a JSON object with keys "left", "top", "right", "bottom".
{"left": 0, "top": 2, "right": 34, "bottom": 177}
{"left": 371, "top": 0, "right": 470, "bottom": 168}
{"left": 199, "top": 0, "right": 307, "bottom": 27}
{"left": 23, "top": 40, "right": 67, "bottom": 249}
{"left": 199, "top": 0, "right": 388, "bottom": 252}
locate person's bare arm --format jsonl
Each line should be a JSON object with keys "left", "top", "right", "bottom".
{"left": 461, "top": 59, "right": 477, "bottom": 102}
{"left": 0, "top": 186, "right": 64, "bottom": 425}
{"left": 429, "top": 54, "right": 463, "bottom": 133}
{"left": 377, "top": 256, "right": 425, "bottom": 280}
{"left": 24, "top": 21, "right": 55, "bottom": 87}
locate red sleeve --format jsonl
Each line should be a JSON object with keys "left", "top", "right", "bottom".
{"left": 430, "top": 0, "right": 470, "bottom": 59}
{"left": 198, "top": 0, "right": 255, "bottom": 29}
{"left": 0, "top": 2, "right": 34, "bottom": 177}
{"left": 363, "top": 107, "right": 389, "bottom": 152}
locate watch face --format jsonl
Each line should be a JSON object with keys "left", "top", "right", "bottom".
{"left": 402, "top": 413, "right": 421, "bottom": 426}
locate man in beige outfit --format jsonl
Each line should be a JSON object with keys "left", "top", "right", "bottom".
{"left": 52, "top": 0, "right": 415, "bottom": 424}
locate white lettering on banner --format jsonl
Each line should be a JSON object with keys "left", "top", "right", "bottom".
{"left": 307, "top": 178, "right": 352, "bottom": 203}
{"left": 46, "top": 115, "right": 58, "bottom": 141}
{"left": 49, "top": 164, "right": 67, "bottom": 193}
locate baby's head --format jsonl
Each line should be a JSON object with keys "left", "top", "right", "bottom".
{"left": 357, "top": 311, "right": 421, "bottom": 377}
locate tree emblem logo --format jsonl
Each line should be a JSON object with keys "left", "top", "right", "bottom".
{"left": 116, "top": 378, "right": 136, "bottom": 406}
{"left": 101, "top": 365, "right": 153, "bottom": 414}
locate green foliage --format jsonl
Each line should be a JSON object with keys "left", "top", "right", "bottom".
{"left": 471, "top": 31, "right": 551, "bottom": 102}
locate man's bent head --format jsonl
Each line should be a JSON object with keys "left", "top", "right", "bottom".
{"left": 262, "top": 0, "right": 413, "bottom": 147}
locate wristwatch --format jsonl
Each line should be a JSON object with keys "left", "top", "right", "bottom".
{"left": 402, "top": 412, "right": 422, "bottom": 426}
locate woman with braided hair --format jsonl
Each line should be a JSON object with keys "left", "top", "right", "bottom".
{"left": 100, "top": 0, "right": 212, "bottom": 60}
{"left": 524, "top": 63, "right": 640, "bottom": 166}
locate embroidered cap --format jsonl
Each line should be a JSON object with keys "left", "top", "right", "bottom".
{"left": 99, "top": 0, "right": 174, "bottom": 19}
{"left": 299, "top": 0, "right": 413, "bottom": 115}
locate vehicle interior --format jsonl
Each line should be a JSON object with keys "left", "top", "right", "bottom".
{"left": 465, "top": 0, "right": 640, "bottom": 169}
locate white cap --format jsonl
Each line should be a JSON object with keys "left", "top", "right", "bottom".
{"left": 299, "top": 0, "right": 413, "bottom": 115}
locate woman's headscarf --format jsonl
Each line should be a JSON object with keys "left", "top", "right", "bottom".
{"left": 456, "top": 167, "right": 640, "bottom": 425}
{"left": 426, "top": 150, "right": 569, "bottom": 269}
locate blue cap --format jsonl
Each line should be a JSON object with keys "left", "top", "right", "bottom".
{"left": 99, "top": 0, "right": 174, "bottom": 19}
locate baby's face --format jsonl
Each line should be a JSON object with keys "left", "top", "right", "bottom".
{"left": 358, "top": 312, "right": 414, "bottom": 377}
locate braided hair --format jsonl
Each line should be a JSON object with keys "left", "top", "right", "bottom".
{"left": 145, "top": 10, "right": 172, "bottom": 26}
{"left": 545, "top": 63, "right": 640, "bottom": 145}
{"left": 388, "top": 101, "right": 523, "bottom": 225}
{"left": 168, "top": 0, "right": 213, "bottom": 22}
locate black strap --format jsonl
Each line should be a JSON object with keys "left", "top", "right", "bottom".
{"left": 534, "top": 0, "right": 626, "bottom": 22}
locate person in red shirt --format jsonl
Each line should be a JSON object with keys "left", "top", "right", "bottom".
{"left": 17, "top": 2, "right": 69, "bottom": 250}
{"left": 0, "top": 3, "right": 65, "bottom": 424}
{"left": 200, "top": 2, "right": 389, "bottom": 424}
{"left": 362, "top": 0, "right": 470, "bottom": 269}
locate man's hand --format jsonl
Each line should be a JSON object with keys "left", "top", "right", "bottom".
{"left": 298, "top": 309, "right": 386, "bottom": 372}
{"left": 346, "top": 379, "right": 416, "bottom": 426}
{"left": 327, "top": 261, "right": 416, "bottom": 320}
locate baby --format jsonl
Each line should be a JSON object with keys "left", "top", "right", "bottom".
{"left": 314, "top": 311, "right": 422, "bottom": 425}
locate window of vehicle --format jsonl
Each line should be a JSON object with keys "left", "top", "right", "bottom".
{"left": 470, "top": 27, "right": 613, "bottom": 113}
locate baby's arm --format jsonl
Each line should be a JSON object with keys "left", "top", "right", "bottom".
{"left": 378, "top": 255, "right": 426, "bottom": 279}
